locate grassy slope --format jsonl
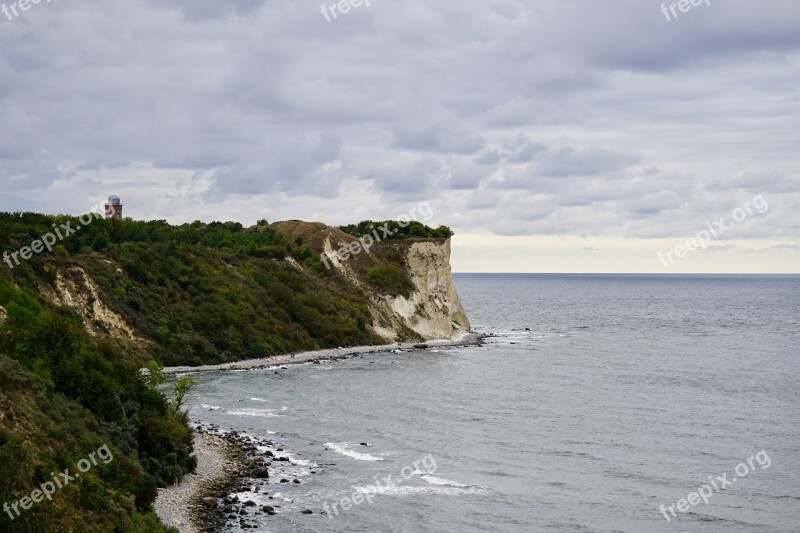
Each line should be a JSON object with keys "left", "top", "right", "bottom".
{"left": 0, "top": 213, "right": 452, "bottom": 530}
{"left": 0, "top": 275, "right": 189, "bottom": 532}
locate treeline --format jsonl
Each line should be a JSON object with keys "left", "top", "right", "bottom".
{"left": 0, "top": 214, "right": 382, "bottom": 366}
{"left": 337, "top": 220, "right": 453, "bottom": 240}
{"left": 0, "top": 213, "right": 296, "bottom": 265}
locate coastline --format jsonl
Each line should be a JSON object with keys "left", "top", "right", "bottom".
{"left": 157, "top": 423, "right": 322, "bottom": 531}
{"left": 154, "top": 432, "right": 240, "bottom": 533}
{"left": 162, "top": 333, "right": 484, "bottom": 374}
{"left": 154, "top": 333, "right": 485, "bottom": 531}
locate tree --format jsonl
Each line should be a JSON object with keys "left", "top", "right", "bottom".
{"left": 144, "top": 360, "right": 166, "bottom": 389}
{"left": 172, "top": 375, "right": 199, "bottom": 411}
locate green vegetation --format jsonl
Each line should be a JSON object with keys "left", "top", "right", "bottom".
{"left": 171, "top": 376, "right": 200, "bottom": 411}
{"left": 0, "top": 214, "right": 382, "bottom": 366}
{"left": 0, "top": 276, "right": 192, "bottom": 532}
{"left": 338, "top": 220, "right": 453, "bottom": 240}
{"left": 365, "top": 263, "right": 415, "bottom": 298}
{"left": 0, "top": 212, "right": 453, "bottom": 530}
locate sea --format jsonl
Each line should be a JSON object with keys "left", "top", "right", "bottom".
{"left": 184, "top": 274, "right": 800, "bottom": 532}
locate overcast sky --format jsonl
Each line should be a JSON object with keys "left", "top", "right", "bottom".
{"left": 1, "top": 0, "right": 799, "bottom": 272}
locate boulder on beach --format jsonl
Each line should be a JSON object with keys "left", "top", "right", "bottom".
{"left": 202, "top": 497, "right": 218, "bottom": 508}
{"left": 251, "top": 466, "right": 269, "bottom": 478}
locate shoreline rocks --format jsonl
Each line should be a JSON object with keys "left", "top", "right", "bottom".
{"left": 161, "top": 333, "right": 485, "bottom": 375}
{"left": 154, "top": 432, "right": 240, "bottom": 533}
{"left": 154, "top": 332, "right": 486, "bottom": 531}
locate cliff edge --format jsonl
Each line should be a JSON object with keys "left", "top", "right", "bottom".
{"left": 1, "top": 214, "right": 470, "bottom": 366}
{"left": 271, "top": 220, "right": 470, "bottom": 341}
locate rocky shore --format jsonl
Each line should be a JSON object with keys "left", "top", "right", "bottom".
{"left": 155, "top": 335, "right": 486, "bottom": 531}
{"left": 154, "top": 431, "right": 241, "bottom": 532}
{"left": 162, "top": 333, "right": 484, "bottom": 375}
{"left": 156, "top": 422, "right": 324, "bottom": 532}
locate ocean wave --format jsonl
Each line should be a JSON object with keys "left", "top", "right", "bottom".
{"left": 353, "top": 483, "right": 487, "bottom": 496}
{"left": 287, "top": 456, "right": 317, "bottom": 467}
{"left": 201, "top": 404, "right": 222, "bottom": 410}
{"left": 247, "top": 400, "right": 288, "bottom": 411}
{"left": 225, "top": 408, "right": 286, "bottom": 418}
{"left": 420, "top": 475, "right": 470, "bottom": 487}
{"left": 324, "top": 442, "right": 385, "bottom": 461}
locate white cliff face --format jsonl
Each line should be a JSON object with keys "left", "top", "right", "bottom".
{"left": 368, "top": 239, "right": 471, "bottom": 341}
{"left": 38, "top": 266, "right": 138, "bottom": 340}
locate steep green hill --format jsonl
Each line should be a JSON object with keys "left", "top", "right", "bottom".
{"left": 0, "top": 212, "right": 456, "bottom": 531}
{"left": 0, "top": 274, "right": 190, "bottom": 532}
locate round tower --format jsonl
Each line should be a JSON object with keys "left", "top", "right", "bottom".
{"left": 104, "top": 195, "right": 123, "bottom": 219}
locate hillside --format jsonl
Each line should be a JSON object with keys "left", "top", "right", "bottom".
{"left": 0, "top": 212, "right": 470, "bottom": 531}
{"left": 0, "top": 274, "right": 192, "bottom": 532}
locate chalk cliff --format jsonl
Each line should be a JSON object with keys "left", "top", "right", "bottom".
{"left": 272, "top": 221, "right": 471, "bottom": 342}
{"left": 2, "top": 214, "right": 470, "bottom": 366}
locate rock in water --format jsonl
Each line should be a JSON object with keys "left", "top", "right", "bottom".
{"left": 252, "top": 466, "right": 269, "bottom": 478}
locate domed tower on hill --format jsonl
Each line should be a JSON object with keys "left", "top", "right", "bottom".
{"left": 104, "top": 195, "right": 123, "bottom": 219}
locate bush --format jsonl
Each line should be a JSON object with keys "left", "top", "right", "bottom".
{"left": 365, "top": 263, "right": 415, "bottom": 297}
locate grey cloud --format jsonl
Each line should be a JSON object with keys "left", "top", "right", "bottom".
{"left": 0, "top": 0, "right": 797, "bottom": 245}
{"left": 206, "top": 133, "right": 344, "bottom": 198}
{"left": 536, "top": 147, "right": 641, "bottom": 178}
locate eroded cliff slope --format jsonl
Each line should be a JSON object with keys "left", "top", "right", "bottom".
{"left": 1, "top": 214, "right": 470, "bottom": 366}
{"left": 274, "top": 220, "right": 470, "bottom": 341}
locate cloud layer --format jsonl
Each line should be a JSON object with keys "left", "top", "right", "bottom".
{"left": 1, "top": 0, "right": 799, "bottom": 270}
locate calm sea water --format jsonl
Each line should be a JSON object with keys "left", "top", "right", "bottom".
{"left": 185, "top": 274, "right": 800, "bottom": 532}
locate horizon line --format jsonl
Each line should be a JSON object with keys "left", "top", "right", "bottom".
{"left": 452, "top": 272, "right": 800, "bottom": 276}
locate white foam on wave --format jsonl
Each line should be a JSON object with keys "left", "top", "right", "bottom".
{"left": 420, "top": 475, "right": 469, "bottom": 487}
{"left": 247, "top": 400, "right": 288, "bottom": 411}
{"left": 202, "top": 404, "right": 222, "bottom": 410}
{"left": 324, "top": 442, "right": 385, "bottom": 461}
{"left": 291, "top": 457, "right": 316, "bottom": 467}
{"left": 353, "top": 483, "right": 487, "bottom": 497}
{"left": 225, "top": 408, "right": 286, "bottom": 418}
